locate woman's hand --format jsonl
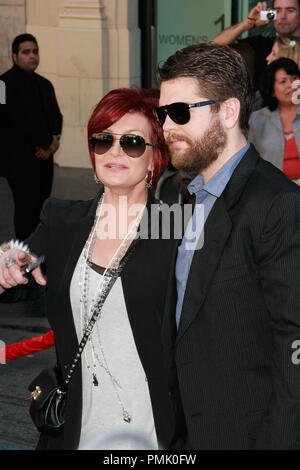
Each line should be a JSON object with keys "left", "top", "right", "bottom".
{"left": 0, "top": 249, "right": 46, "bottom": 293}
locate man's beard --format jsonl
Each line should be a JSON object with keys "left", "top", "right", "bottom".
{"left": 165, "top": 115, "right": 227, "bottom": 174}
{"left": 275, "top": 23, "right": 297, "bottom": 37}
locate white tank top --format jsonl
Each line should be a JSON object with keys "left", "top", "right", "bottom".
{"left": 70, "top": 251, "right": 158, "bottom": 450}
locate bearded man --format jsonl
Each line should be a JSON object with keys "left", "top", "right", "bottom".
{"left": 157, "top": 42, "right": 300, "bottom": 449}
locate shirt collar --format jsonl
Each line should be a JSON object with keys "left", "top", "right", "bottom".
{"left": 188, "top": 143, "right": 250, "bottom": 198}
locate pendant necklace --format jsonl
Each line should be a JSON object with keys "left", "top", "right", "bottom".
{"left": 79, "top": 193, "right": 145, "bottom": 423}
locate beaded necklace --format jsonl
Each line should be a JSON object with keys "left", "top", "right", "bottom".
{"left": 79, "top": 193, "right": 145, "bottom": 423}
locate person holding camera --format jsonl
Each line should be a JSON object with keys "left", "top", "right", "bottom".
{"left": 249, "top": 57, "right": 300, "bottom": 184}
{"left": 213, "top": 0, "right": 300, "bottom": 90}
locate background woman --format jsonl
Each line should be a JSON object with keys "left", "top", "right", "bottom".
{"left": 266, "top": 37, "right": 300, "bottom": 68}
{"left": 0, "top": 87, "right": 185, "bottom": 450}
{"left": 248, "top": 58, "right": 300, "bottom": 184}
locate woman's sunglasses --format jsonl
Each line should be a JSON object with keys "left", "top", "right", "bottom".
{"left": 89, "top": 132, "right": 154, "bottom": 158}
{"left": 155, "top": 100, "right": 216, "bottom": 126}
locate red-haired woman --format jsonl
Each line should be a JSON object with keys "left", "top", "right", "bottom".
{"left": 0, "top": 88, "right": 185, "bottom": 450}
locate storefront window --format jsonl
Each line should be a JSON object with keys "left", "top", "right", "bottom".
{"left": 156, "top": 0, "right": 232, "bottom": 66}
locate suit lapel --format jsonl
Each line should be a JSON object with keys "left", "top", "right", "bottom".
{"left": 161, "top": 237, "right": 181, "bottom": 356}
{"left": 55, "top": 192, "right": 102, "bottom": 298}
{"left": 161, "top": 195, "right": 195, "bottom": 363}
{"left": 60, "top": 188, "right": 155, "bottom": 299}
{"left": 176, "top": 145, "right": 259, "bottom": 343}
{"left": 176, "top": 197, "right": 232, "bottom": 343}
{"left": 269, "top": 108, "right": 282, "bottom": 132}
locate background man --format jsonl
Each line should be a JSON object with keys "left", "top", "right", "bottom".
{"left": 0, "top": 34, "right": 62, "bottom": 240}
{"left": 158, "top": 42, "right": 300, "bottom": 449}
{"left": 213, "top": 0, "right": 300, "bottom": 89}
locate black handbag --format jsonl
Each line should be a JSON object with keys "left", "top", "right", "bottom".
{"left": 27, "top": 251, "right": 133, "bottom": 435}
{"left": 27, "top": 367, "right": 66, "bottom": 434}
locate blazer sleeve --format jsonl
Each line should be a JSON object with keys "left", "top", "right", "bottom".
{"left": 26, "top": 197, "right": 52, "bottom": 256}
{"left": 256, "top": 189, "right": 300, "bottom": 449}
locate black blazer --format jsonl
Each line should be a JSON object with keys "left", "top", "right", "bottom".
{"left": 23, "top": 190, "right": 185, "bottom": 450}
{"left": 163, "top": 144, "right": 300, "bottom": 450}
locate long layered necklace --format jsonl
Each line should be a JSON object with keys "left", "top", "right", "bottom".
{"left": 79, "top": 193, "right": 145, "bottom": 423}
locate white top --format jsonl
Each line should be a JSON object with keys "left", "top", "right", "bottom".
{"left": 70, "top": 251, "right": 158, "bottom": 450}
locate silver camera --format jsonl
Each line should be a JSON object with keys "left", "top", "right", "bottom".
{"left": 260, "top": 9, "right": 277, "bottom": 21}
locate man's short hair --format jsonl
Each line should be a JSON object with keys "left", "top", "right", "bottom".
{"left": 158, "top": 42, "right": 253, "bottom": 137}
{"left": 12, "top": 34, "right": 38, "bottom": 55}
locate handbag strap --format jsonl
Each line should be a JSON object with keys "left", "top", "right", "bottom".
{"left": 62, "top": 246, "right": 134, "bottom": 389}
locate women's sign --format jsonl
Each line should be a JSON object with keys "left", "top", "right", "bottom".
{"left": 156, "top": 0, "right": 232, "bottom": 66}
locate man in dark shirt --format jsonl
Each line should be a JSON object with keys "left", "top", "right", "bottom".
{"left": 213, "top": 0, "right": 300, "bottom": 90}
{"left": 0, "top": 33, "right": 63, "bottom": 239}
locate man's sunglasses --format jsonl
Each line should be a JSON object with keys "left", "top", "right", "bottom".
{"left": 155, "top": 100, "right": 216, "bottom": 126}
{"left": 89, "top": 132, "right": 154, "bottom": 158}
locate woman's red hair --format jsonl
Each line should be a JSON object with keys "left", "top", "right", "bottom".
{"left": 87, "top": 87, "right": 169, "bottom": 189}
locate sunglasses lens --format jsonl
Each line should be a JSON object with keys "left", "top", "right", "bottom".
{"left": 156, "top": 103, "right": 190, "bottom": 126}
{"left": 156, "top": 107, "right": 167, "bottom": 126}
{"left": 91, "top": 132, "right": 113, "bottom": 154}
{"left": 168, "top": 103, "right": 190, "bottom": 124}
{"left": 120, "top": 134, "right": 146, "bottom": 158}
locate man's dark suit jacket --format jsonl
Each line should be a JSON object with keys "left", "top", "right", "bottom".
{"left": 163, "top": 144, "right": 300, "bottom": 450}
{"left": 18, "top": 190, "right": 185, "bottom": 450}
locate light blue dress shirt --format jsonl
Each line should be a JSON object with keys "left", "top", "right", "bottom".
{"left": 175, "top": 143, "right": 250, "bottom": 328}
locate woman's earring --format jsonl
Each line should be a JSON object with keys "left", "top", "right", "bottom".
{"left": 146, "top": 169, "right": 154, "bottom": 189}
{"left": 94, "top": 173, "right": 101, "bottom": 184}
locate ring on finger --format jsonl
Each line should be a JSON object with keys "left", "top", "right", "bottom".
{"left": 4, "top": 256, "right": 17, "bottom": 268}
